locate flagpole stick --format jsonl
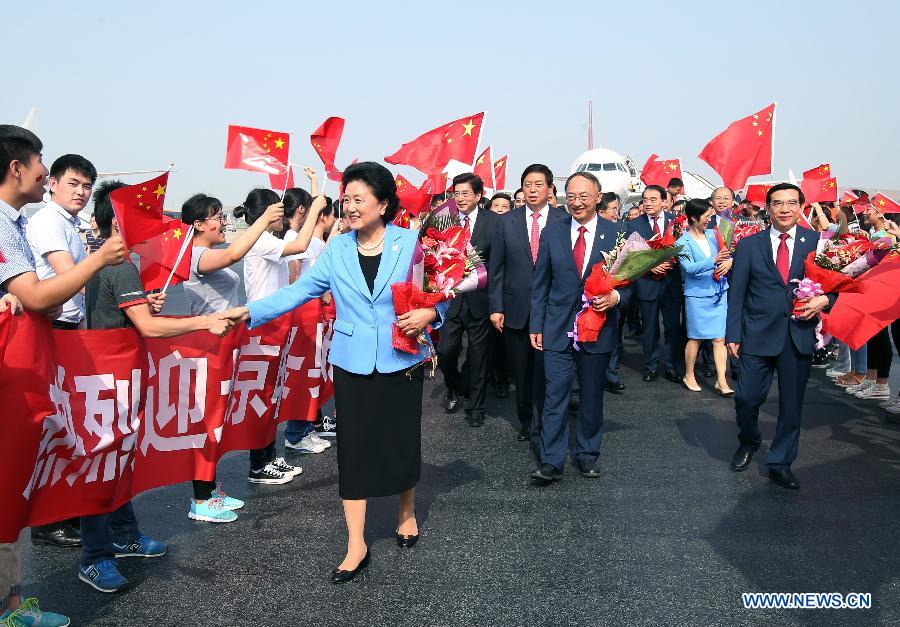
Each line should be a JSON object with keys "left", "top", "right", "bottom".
{"left": 160, "top": 226, "right": 195, "bottom": 294}
{"left": 771, "top": 101, "right": 778, "bottom": 180}
{"left": 281, "top": 133, "right": 293, "bottom": 200}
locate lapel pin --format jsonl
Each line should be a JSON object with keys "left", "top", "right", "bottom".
{"left": 599, "top": 233, "right": 605, "bottom": 240}
{"left": 799, "top": 237, "right": 806, "bottom": 243}
{"left": 392, "top": 244, "right": 399, "bottom": 252}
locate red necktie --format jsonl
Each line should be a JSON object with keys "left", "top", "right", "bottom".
{"left": 776, "top": 232, "right": 790, "bottom": 283}
{"left": 530, "top": 212, "right": 541, "bottom": 264}
{"left": 652, "top": 216, "right": 661, "bottom": 237}
{"left": 573, "top": 226, "right": 587, "bottom": 276}
{"left": 463, "top": 215, "right": 471, "bottom": 237}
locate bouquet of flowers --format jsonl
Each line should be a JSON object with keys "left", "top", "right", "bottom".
{"left": 570, "top": 232, "right": 681, "bottom": 349}
{"left": 812, "top": 232, "right": 894, "bottom": 281}
{"left": 391, "top": 200, "right": 487, "bottom": 360}
{"left": 647, "top": 214, "right": 687, "bottom": 250}
{"left": 713, "top": 219, "right": 763, "bottom": 281}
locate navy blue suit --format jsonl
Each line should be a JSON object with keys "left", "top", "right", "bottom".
{"left": 726, "top": 226, "right": 836, "bottom": 469}
{"left": 625, "top": 212, "right": 684, "bottom": 374}
{"left": 530, "top": 216, "right": 631, "bottom": 470}
{"left": 489, "top": 205, "right": 568, "bottom": 429}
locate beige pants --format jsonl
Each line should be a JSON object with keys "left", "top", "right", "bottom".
{"left": 0, "top": 532, "right": 23, "bottom": 606}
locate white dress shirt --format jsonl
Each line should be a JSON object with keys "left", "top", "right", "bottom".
{"left": 570, "top": 215, "right": 598, "bottom": 277}
{"left": 526, "top": 204, "right": 550, "bottom": 235}
{"left": 769, "top": 225, "right": 797, "bottom": 265}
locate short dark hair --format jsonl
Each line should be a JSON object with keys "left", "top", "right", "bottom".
{"left": 234, "top": 188, "right": 279, "bottom": 226}
{"left": 321, "top": 196, "right": 335, "bottom": 218}
{"left": 514, "top": 188, "right": 523, "bottom": 197}
{"left": 181, "top": 193, "right": 223, "bottom": 227}
{"left": 490, "top": 192, "right": 512, "bottom": 206}
{"left": 520, "top": 164, "right": 553, "bottom": 186}
{"left": 642, "top": 184, "right": 666, "bottom": 200}
{"left": 685, "top": 198, "right": 712, "bottom": 224}
{"left": 564, "top": 171, "right": 601, "bottom": 193}
{"left": 601, "top": 192, "right": 620, "bottom": 205}
{"left": 283, "top": 187, "right": 313, "bottom": 220}
{"left": 765, "top": 182, "right": 805, "bottom": 207}
{"left": 453, "top": 172, "right": 484, "bottom": 196}
{"left": 0, "top": 125, "right": 43, "bottom": 185}
{"left": 92, "top": 179, "right": 127, "bottom": 238}
{"left": 49, "top": 154, "right": 97, "bottom": 184}
{"left": 667, "top": 177, "right": 684, "bottom": 188}
{"left": 342, "top": 161, "right": 399, "bottom": 223}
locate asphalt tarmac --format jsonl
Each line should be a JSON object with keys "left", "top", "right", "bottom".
{"left": 21, "top": 335, "right": 900, "bottom": 626}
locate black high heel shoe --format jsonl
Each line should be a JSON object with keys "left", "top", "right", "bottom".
{"left": 395, "top": 512, "right": 419, "bottom": 548}
{"left": 330, "top": 549, "right": 370, "bottom": 584}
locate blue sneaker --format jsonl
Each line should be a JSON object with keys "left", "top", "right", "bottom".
{"left": 78, "top": 560, "right": 128, "bottom": 593}
{"left": 7, "top": 598, "right": 70, "bottom": 626}
{"left": 189, "top": 498, "right": 238, "bottom": 523}
{"left": 212, "top": 483, "right": 244, "bottom": 510}
{"left": 112, "top": 534, "right": 167, "bottom": 559}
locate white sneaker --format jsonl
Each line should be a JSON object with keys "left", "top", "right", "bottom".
{"left": 825, "top": 369, "right": 848, "bottom": 379}
{"left": 310, "top": 433, "right": 332, "bottom": 449}
{"left": 878, "top": 396, "right": 900, "bottom": 409}
{"left": 248, "top": 464, "right": 292, "bottom": 485}
{"left": 846, "top": 379, "right": 874, "bottom": 395}
{"left": 886, "top": 401, "right": 900, "bottom": 416}
{"left": 271, "top": 457, "right": 302, "bottom": 477}
{"left": 855, "top": 383, "right": 891, "bottom": 399}
{"left": 285, "top": 433, "right": 327, "bottom": 454}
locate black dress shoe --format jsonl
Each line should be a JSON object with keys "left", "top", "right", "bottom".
{"left": 466, "top": 412, "right": 485, "bottom": 427}
{"left": 701, "top": 367, "right": 714, "bottom": 378}
{"left": 624, "top": 331, "right": 642, "bottom": 339}
{"left": 31, "top": 524, "right": 81, "bottom": 547}
{"left": 575, "top": 460, "right": 602, "bottom": 478}
{"left": 643, "top": 370, "right": 658, "bottom": 382}
{"left": 530, "top": 463, "right": 562, "bottom": 482}
{"left": 331, "top": 550, "right": 371, "bottom": 584}
{"left": 605, "top": 381, "right": 625, "bottom": 394}
{"left": 768, "top": 468, "right": 800, "bottom": 490}
{"left": 664, "top": 370, "right": 681, "bottom": 383}
{"left": 516, "top": 426, "right": 530, "bottom": 442}
{"left": 443, "top": 390, "right": 459, "bottom": 414}
{"left": 729, "top": 447, "right": 757, "bottom": 472}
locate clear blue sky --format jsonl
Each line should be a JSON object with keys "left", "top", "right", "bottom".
{"left": 4, "top": 1, "right": 898, "bottom": 207}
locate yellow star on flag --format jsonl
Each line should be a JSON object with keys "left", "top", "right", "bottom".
{"left": 757, "top": 130, "right": 763, "bottom": 137}
{"left": 274, "top": 137, "right": 285, "bottom": 150}
{"left": 172, "top": 227, "right": 183, "bottom": 239}
{"left": 462, "top": 119, "right": 476, "bottom": 136}
{"left": 878, "top": 198, "right": 886, "bottom": 207}
{"left": 496, "top": 160, "right": 504, "bottom": 168}
{"left": 752, "top": 121, "right": 758, "bottom": 127}
{"left": 153, "top": 184, "right": 166, "bottom": 199}
{"left": 136, "top": 193, "right": 142, "bottom": 199}
{"left": 142, "top": 186, "right": 148, "bottom": 192}
{"left": 477, "top": 156, "right": 485, "bottom": 165}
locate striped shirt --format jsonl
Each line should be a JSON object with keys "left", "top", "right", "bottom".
{"left": 0, "top": 200, "right": 36, "bottom": 297}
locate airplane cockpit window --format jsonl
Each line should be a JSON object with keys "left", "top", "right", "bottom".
{"left": 602, "top": 163, "right": 617, "bottom": 171}
{"left": 576, "top": 164, "right": 587, "bottom": 172}
{"left": 616, "top": 163, "right": 627, "bottom": 172}
{"left": 586, "top": 163, "right": 602, "bottom": 172}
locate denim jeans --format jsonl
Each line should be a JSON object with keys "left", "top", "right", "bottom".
{"left": 831, "top": 342, "right": 850, "bottom": 372}
{"left": 284, "top": 420, "right": 315, "bottom": 445}
{"left": 851, "top": 345, "right": 868, "bottom": 375}
{"left": 80, "top": 501, "right": 140, "bottom": 567}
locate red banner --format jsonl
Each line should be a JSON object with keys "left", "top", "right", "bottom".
{"left": 0, "top": 302, "right": 333, "bottom": 542}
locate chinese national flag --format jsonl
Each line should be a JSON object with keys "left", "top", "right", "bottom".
{"left": 800, "top": 176, "right": 838, "bottom": 204}
{"left": 269, "top": 165, "right": 295, "bottom": 191}
{"left": 110, "top": 172, "right": 169, "bottom": 249}
{"left": 385, "top": 112, "right": 485, "bottom": 176}
{"left": 871, "top": 192, "right": 900, "bottom": 213}
{"left": 698, "top": 103, "right": 775, "bottom": 190}
{"left": 841, "top": 190, "right": 871, "bottom": 215}
{"left": 224, "top": 125, "right": 290, "bottom": 176}
{"left": 134, "top": 216, "right": 192, "bottom": 291}
{"left": 640, "top": 154, "right": 682, "bottom": 188}
{"left": 493, "top": 155, "right": 508, "bottom": 190}
{"left": 802, "top": 163, "right": 832, "bottom": 180}
{"left": 473, "top": 146, "right": 495, "bottom": 189}
{"left": 744, "top": 182, "right": 775, "bottom": 205}
{"left": 394, "top": 175, "right": 433, "bottom": 217}
{"left": 310, "top": 117, "right": 345, "bottom": 182}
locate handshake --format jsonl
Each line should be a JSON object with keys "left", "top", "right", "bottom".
{"left": 203, "top": 307, "right": 251, "bottom": 337}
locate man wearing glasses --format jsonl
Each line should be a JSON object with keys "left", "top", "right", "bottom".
{"left": 437, "top": 173, "right": 499, "bottom": 427}
{"left": 726, "top": 183, "right": 834, "bottom": 490}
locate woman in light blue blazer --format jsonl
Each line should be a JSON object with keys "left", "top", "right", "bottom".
{"left": 676, "top": 199, "right": 733, "bottom": 395}
{"left": 223, "top": 163, "right": 448, "bottom": 584}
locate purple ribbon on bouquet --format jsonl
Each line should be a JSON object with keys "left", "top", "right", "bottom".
{"left": 566, "top": 293, "right": 592, "bottom": 351}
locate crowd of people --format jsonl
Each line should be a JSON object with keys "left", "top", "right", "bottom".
{"left": 1, "top": 122, "right": 898, "bottom": 625}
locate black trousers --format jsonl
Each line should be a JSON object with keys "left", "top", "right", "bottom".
{"left": 438, "top": 300, "right": 491, "bottom": 414}
{"left": 502, "top": 325, "right": 546, "bottom": 431}
{"left": 487, "top": 328, "right": 508, "bottom": 385}
{"left": 867, "top": 326, "right": 893, "bottom": 379}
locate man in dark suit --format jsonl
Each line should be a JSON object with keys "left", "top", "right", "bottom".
{"left": 625, "top": 185, "right": 683, "bottom": 382}
{"left": 598, "top": 192, "right": 626, "bottom": 394}
{"left": 726, "top": 183, "right": 835, "bottom": 489}
{"left": 529, "top": 172, "right": 630, "bottom": 483}
{"left": 489, "top": 164, "right": 568, "bottom": 442}
{"left": 438, "top": 173, "right": 499, "bottom": 427}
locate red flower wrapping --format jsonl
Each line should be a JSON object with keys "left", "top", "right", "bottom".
{"left": 803, "top": 251, "right": 863, "bottom": 295}
{"left": 713, "top": 227, "right": 727, "bottom": 281}
{"left": 391, "top": 282, "right": 447, "bottom": 354}
{"left": 575, "top": 266, "right": 629, "bottom": 344}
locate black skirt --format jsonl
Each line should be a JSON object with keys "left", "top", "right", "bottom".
{"left": 333, "top": 365, "right": 424, "bottom": 499}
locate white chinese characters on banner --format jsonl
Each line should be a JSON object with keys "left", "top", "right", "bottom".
{"left": 141, "top": 350, "right": 209, "bottom": 454}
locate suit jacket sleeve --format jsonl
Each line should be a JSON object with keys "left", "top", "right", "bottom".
{"left": 725, "top": 237, "right": 751, "bottom": 344}
{"left": 488, "top": 220, "right": 506, "bottom": 315}
{"left": 247, "top": 238, "right": 334, "bottom": 328}
{"left": 529, "top": 230, "right": 552, "bottom": 335}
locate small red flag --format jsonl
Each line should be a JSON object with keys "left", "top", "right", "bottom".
{"left": 269, "top": 165, "right": 295, "bottom": 191}
{"left": 698, "top": 103, "right": 775, "bottom": 190}
{"left": 134, "top": 216, "right": 192, "bottom": 291}
{"left": 640, "top": 154, "right": 683, "bottom": 188}
{"left": 800, "top": 176, "right": 838, "bottom": 204}
{"left": 110, "top": 172, "right": 169, "bottom": 250}
{"left": 385, "top": 112, "right": 485, "bottom": 176}
{"left": 840, "top": 190, "right": 871, "bottom": 215}
{"left": 394, "top": 175, "right": 433, "bottom": 217}
{"left": 493, "top": 155, "right": 508, "bottom": 190}
{"left": 871, "top": 192, "right": 900, "bottom": 214}
{"left": 802, "top": 163, "right": 832, "bottom": 180}
{"left": 310, "top": 117, "right": 345, "bottom": 182}
{"left": 473, "top": 146, "right": 495, "bottom": 189}
{"left": 224, "top": 125, "right": 290, "bottom": 176}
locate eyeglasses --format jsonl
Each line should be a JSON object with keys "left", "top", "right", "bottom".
{"left": 769, "top": 200, "right": 801, "bottom": 209}
{"left": 452, "top": 191, "right": 475, "bottom": 198}
{"left": 566, "top": 193, "right": 594, "bottom": 203}
{"left": 206, "top": 213, "right": 226, "bottom": 223}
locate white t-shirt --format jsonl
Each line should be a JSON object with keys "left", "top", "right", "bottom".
{"left": 299, "top": 236, "right": 326, "bottom": 275}
{"left": 282, "top": 229, "right": 309, "bottom": 263}
{"left": 243, "top": 231, "right": 288, "bottom": 301}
